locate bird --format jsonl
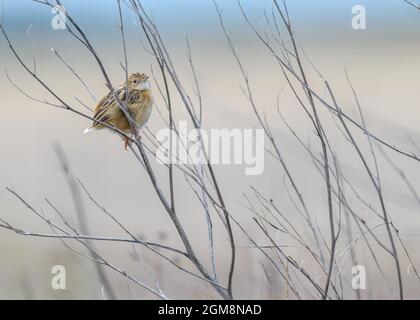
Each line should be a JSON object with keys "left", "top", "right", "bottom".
{"left": 83, "top": 73, "right": 153, "bottom": 149}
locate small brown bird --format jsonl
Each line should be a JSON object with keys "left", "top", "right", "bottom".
{"left": 84, "top": 73, "right": 153, "bottom": 149}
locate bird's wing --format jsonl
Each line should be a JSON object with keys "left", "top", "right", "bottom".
{"left": 91, "top": 88, "right": 125, "bottom": 128}
{"left": 121, "top": 88, "right": 142, "bottom": 105}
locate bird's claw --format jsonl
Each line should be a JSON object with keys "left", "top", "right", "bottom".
{"left": 124, "top": 136, "right": 132, "bottom": 151}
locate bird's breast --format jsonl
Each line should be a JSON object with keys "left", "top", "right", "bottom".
{"left": 132, "top": 91, "right": 153, "bottom": 128}
{"left": 135, "top": 103, "right": 152, "bottom": 127}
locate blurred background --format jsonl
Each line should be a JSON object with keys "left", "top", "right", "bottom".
{"left": 1, "top": 0, "right": 420, "bottom": 299}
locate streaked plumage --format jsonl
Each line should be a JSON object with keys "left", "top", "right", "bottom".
{"left": 84, "top": 73, "right": 153, "bottom": 148}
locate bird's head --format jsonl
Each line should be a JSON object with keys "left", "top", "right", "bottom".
{"left": 126, "top": 73, "right": 150, "bottom": 90}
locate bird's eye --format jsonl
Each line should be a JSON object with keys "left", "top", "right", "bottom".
{"left": 133, "top": 80, "right": 138, "bottom": 84}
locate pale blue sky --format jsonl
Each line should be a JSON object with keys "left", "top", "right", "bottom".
{"left": 2, "top": 0, "right": 418, "bottom": 32}
{"left": 1, "top": 0, "right": 419, "bottom": 66}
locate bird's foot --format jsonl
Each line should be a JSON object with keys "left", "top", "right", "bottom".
{"left": 131, "top": 129, "right": 142, "bottom": 142}
{"left": 123, "top": 136, "right": 132, "bottom": 151}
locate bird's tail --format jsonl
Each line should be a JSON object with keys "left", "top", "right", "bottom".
{"left": 83, "top": 127, "right": 94, "bottom": 134}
